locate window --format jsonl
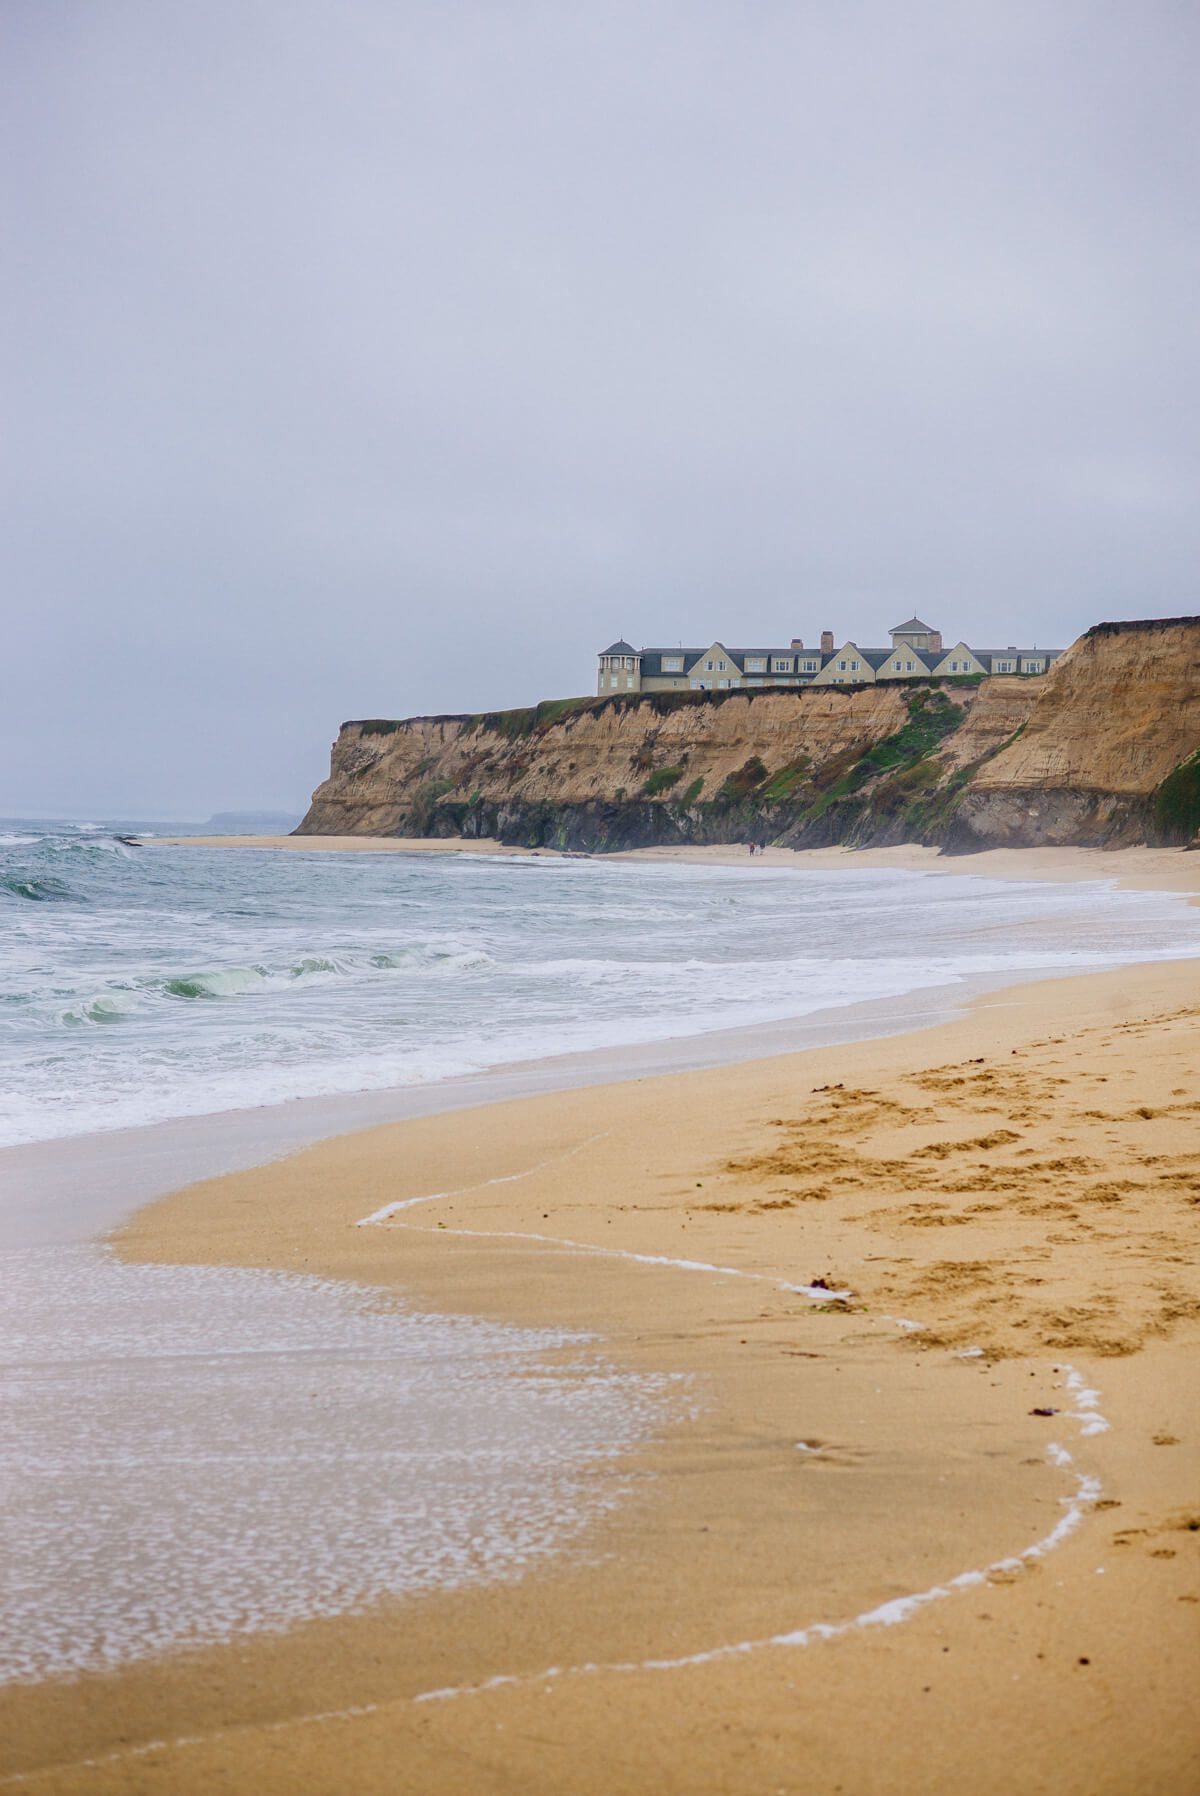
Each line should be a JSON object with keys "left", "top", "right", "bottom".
{"left": 838, "top": 660, "right": 846, "bottom": 670}
{"left": 663, "top": 656, "right": 684, "bottom": 673}
{"left": 850, "top": 660, "right": 860, "bottom": 671}
{"left": 623, "top": 657, "right": 634, "bottom": 671}
{"left": 705, "top": 660, "right": 714, "bottom": 671}
{"left": 745, "top": 657, "right": 766, "bottom": 673}
{"left": 905, "top": 660, "right": 915, "bottom": 672}
{"left": 716, "top": 659, "right": 726, "bottom": 671}
{"left": 802, "top": 660, "right": 818, "bottom": 672}
{"left": 718, "top": 678, "right": 732, "bottom": 688}
{"left": 996, "top": 659, "right": 1014, "bottom": 673}
{"left": 691, "top": 679, "right": 709, "bottom": 690}
{"left": 1025, "top": 659, "right": 1042, "bottom": 672}
{"left": 772, "top": 657, "right": 792, "bottom": 673}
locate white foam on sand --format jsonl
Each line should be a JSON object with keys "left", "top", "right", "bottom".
{"left": 350, "top": 1186, "right": 1110, "bottom": 1702}
{"left": 0, "top": 1245, "right": 676, "bottom": 1686}
{"left": 355, "top": 1131, "right": 611, "bottom": 1224}
{"left": 1063, "top": 1366, "right": 1110, "bottom": 1436}
{"left": 414, "top": 1382, "right": 1105, "bottom": 1696}
{"left": 359, "top": 1167, "right": 853, "bottom": 1303}
{"left": 367, "top": 1211, "right": 855, "bottom": 1305}
{"left": 7, "top": 1370, "right": 1106, "bottom": 1788}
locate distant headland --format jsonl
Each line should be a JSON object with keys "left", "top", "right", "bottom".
{"left": 297, "top": 617, "right": 1200, "bottom": 854}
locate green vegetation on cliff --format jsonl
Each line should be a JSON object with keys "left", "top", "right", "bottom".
{"left": 640, "top": 764, "right": 686, "bottom": 796}
{"left": 1152, "top": 750, "right": 1200, "bottom": 844}
{"left": 304, "top": 623, "right": 1200, "bottom": 854}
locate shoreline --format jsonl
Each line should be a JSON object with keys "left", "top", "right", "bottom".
{"left": 4, "top": 959, "right": 1198, "bottom": 1792}
{"left": 148, "top": 833, "right": 1200, "bottom": 895}
{"left": 0, "top": 971, "right": 1070, "bottom": 1248}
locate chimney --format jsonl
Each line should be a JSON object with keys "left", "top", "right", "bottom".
{"left": 790, "top": 637, "right": 804, "bottom": 650}
{"left": 929, "top": 631, "right": 943, "bottom": 652}
{"left": 820, "top": 629, "right": 834, "bottom": 654}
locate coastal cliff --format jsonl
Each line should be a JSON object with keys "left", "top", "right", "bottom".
{"left": 297, "top": 617, "right": 1200, "bottom": 852}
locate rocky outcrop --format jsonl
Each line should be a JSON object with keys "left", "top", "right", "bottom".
{"left": 297, "top": 618, "right": 1200, "bottom": 852}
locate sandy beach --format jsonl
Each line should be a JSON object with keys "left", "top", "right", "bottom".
{"left": 153, "top": 833, "right": 1200, "bottom": 896}
{"left": 13, "top": 0, "right": 1199, "bottom": 1784}
{"left": 4, "top": 945, "right": 1197, "bottom": 1795}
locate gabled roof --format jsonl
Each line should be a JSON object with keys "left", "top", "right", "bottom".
{"left": 880, "top": 645, "right": 940, "bottom": 667}
{"left": 889, "top": 616, "right": 934, "bottom": 634}
{"left": 638, "top": 650, "right": 707, "bottom": 677}
{"left": 686, "top": 641, "right": 743, "bottom": 674}
{"left": 599, "top": 639, "right": 637, "bottom": 657}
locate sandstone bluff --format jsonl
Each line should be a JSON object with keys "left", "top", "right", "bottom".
{"left": 297, "top": 618, "right": 1200, "bottom": 853}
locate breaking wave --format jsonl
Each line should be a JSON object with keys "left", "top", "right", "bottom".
{"left": 158, "top": 942, "right": 494, "bottom": 1003}
{"left": 1, "top": 873, "right": 77, "bottom": 903}
{"left": 2, "top": 823, "right": 1199, "bottom": 1147}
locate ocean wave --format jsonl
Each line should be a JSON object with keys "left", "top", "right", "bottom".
{"left": 3, "top": 848, "right": 1199, "bottom": 1150}
{"left": 0, "top": 873, "right": 78, "bottom": 903}
{"left": 42, "top": 836, "right": 135, "bottom": 859}
{"left": 62, "top": 993, "right": 142, "bottom": 1026}
{"left": 158, "top": 942, "right": 495, "bottom": 1002}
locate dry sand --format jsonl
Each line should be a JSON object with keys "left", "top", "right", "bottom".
{"left": 151, "top": 832, "right": 1200, "bottom": 896}
{"left": 4, "top": 958, "right": 1198, "bottom": 1794}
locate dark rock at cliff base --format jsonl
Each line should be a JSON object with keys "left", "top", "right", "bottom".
{"left": 296, "top": 619, "right": 1200, "bottom": 854}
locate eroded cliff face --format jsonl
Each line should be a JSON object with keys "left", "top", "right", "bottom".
{"left": 949, "top": 617, "right": 1200, "bottom": 847}
{"left": 297, "top": 618, "right": 1200, "bottom": 851}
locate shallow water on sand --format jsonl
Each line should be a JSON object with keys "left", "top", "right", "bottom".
{"left": 0, "top": 1245, "right": 677, "bottom": 1685}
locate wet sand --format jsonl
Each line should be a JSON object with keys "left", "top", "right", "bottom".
{"left": 150, "top": 834, "right": 1200, "bottom": 896}
{"left": 4, "top": 958, "right": 1198, "bottom": 1794}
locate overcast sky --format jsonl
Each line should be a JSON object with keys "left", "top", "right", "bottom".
{"left": 3, "top": 2, "right": 1197, "bottom": 817}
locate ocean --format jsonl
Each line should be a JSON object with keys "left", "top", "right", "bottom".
{"left": 3, "top": 822, "right": 1199, "bottom": 1150}
{"left": 3, "top": 823, "right": 1199, "bottom": 1685}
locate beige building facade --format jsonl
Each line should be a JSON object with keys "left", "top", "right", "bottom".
{"left": 597, "top": 618, "right": 1059, "bottom": 695}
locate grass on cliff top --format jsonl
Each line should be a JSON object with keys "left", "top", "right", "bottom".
{"left": 469, "top": 696, "right": 600, "bottom": 739}
{"left": 1087, "top": 615, "right": 1200, "bottom": 639}
{"left": 349, "top": 677, "right": 978, "bottom": 741}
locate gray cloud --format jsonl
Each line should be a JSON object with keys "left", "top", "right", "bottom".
{"left": 3, "top": 1, "right": 1197, "bottom": 814}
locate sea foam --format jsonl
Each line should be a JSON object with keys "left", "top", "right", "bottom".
{"left": 0, "top": 1245, "right": 675, "bottom": 1684}
{"left": 1, "top": 830, "right": 1198, "bottom": 1147}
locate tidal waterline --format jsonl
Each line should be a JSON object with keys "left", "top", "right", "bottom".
{"left": 2, "top": 837, "right": 1198, "bottom": 1686}
{"left": 0, "top": 1244, "right": 680, "bottom": 1684}
{"left": 5, "top": 828, "right": 1199, "bottom": 1150}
